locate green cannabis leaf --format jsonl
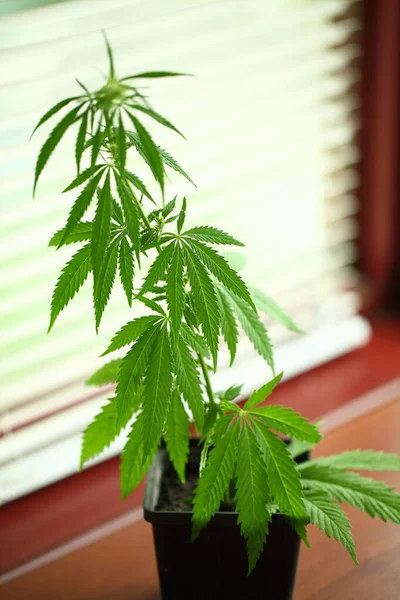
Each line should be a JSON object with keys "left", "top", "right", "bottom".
{"left": 48, "top": 243, "right": 92, "bottom": 331}
{"left": 253, "top": 422, "right": 305, "bottom": 519}
{"left": 310, "top": 450, "right": 400, "bottom": 472}
{"left": 300, "top": 464, "right": 400, "bottom": 523}
{"left": 215, "top": 286, "right": 239, "bottom": 366}
{"left": 33, "top": 103, "right": 84, "bottom": 195}
{"left": 303, "top": 489, "right": 358, "bottom": 564}
{"left": 141, "top": 324, "right": 173, "bottom": 459}
{"left": 165, "top": 389, "right": 191, "bottom": 483}
{"left": 119, "top": 237, "right": 134, "bottom": 306}
{"left": 235, "top": 420, "right": 272, "bottom": 575}
{"left": 192, "top": 417, "right": 239, "bottom": 538}
{"left": 120, "top": 413, "right": 158, "bottom": 499}
{"left": 49, "top": 221, "right": 93, "bottom": 247}
{"left": 86, "top": 358, "right": 122, "bottom": 386}
{"left": 220, "top": 287, "right": 275, "bottom": 373}
{"left": 174, "top": 332, "right": 205, "bottom": 431}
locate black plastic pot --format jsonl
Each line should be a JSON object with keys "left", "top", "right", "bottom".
{"left": 144, "top": 439, "right": 306, "bottom": 600}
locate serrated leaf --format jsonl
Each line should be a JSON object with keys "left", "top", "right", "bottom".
{"left": 185, "top": 239, "right": 256, "bottom": 312}
{"left": 31, "top": 96, "right": 81, "bottom": 138}
{"left": 139, "top": 242, "right": 175, "bottom": 296}
{"left": 304, "top": 489, "right": 358, "bottom": 564}
{"left": 289, "top": 518, "right": 311, "bottom": 547}
{"left": 80, "top": 394, "right": 140, "bottom": 469}
{"left": 63, "top": 165, "right": 105, "bottom": 193}
{"left": 287, "top": 438, "right": 316, "bottom": 460}
{"left": 250, "top": 286, "right": 303, "bottom": 334}
{"left": 115, "top": 324, "right": 160, "bottom": 428}
{"left": 128, "top": 115, "right": 164, "bottom": 191}
{"left": 235, "top": 420, "right": 272, "bottom": 575}
{"left": 192, "top": 417, "right": 239, "bottom": 537}
{"left": 158, "top": 145, "right": 196, "bottom": 186}
{"left": 91, "top": 119, "right": 104, "bottom": 167}
{"left": 33, "top": 104, "right": 82, "bottom": 195}
{"left": 253, "top": 420, "right": 306, "bottom": 519}
{"left": 310, "top": 450, "right": 400, "bottom": 472}
{"left": 122, "top": 70, "right": 190, "bottom": 80}
{"left": 220, "top": 399, "right": 241, "bottom": 414}
{"left": 92, "top": 171, "right": 112, "bottom": 275}
{"left": 162, "top": 197, "right": 176, "bottom": 217}
{"left": 130, "top": 103, "right": 185, "bottom": 138}
{"left": 120, "top": 413, "right": 157, "bottom": 499}
{"left": 136, "top": 295, "right": 166, "bottom": 316}
{"left": 165, "top": 388, "right": 190, "bottom": 483}
{"left": 102, "top": 315, "right": 162, "bottom": 356}
{"left": 112, "top": 197, "right": 124, "bottom": 225}
{"left": 221, "top": 287, "right": 275, "bottom": 373}
{"left": 119, "top": 237, "right": 134, "bottom": 306}
{"left": 115, "top": 174, "right": 141, "bottom": 261}
{"left": 250, "top": 405, "right": 322, "bottom": 443}
{"left": 220, "top": 384, "right": 243, "bottom": 402}
{"left": 184, "top": 226, "right": 244, "bottom": 247}
{"left": 215, "top": 285, "right": 238, "bottom": 366}
{"left": 166, "top": 244, "right": 184, "bottom": 335}
{"left": 116, "top": 115, "right": 127, "bottom": 170}
{"left": 174, "top": 333, "right": 205, "bottom": 430}
{"left": 49, "top": 242, "right": 92, "bottom": 331}
{"left": 49, "top": 221, "right": 93, "bottom": 247}
{"left": 179, "top": 323, "right": 210, "bottom": 359}
{"left": 60, "top": 169, "right": 104, "bottom": 246}
{"left": 183, "top": 246, "right": 220, "bottom": 369}
{"left": 94, "top": 236, "right": 120, "bottom": 331}
{"left": 183, "top": 295, "right": 200, "bottom": 331}
{"left": 86, "top": 358, "right": 121, "bottom": 386}
{"left": 142, "top": 325, "right": 173, "bottom": 459}
{"left": 140, "top": 229, "right": 161, "bottom": 252}
{"left": 177, "top": 197, "right": 186, "bottom": 234}
{"left": 300, "top": 464, "right": 400, "bottom": 523}
{"left": 124, "top": 170, "right": 154, "bottom": 203}
{"left": 127, "top": 131, "right": 195, "bottom": 187}
{"left": 75, "top": 110, "right": 88, "bottom": 173}
{"left": 244, "top": 373, "right": 284, "bottom": 411}
{"left": 202, "top": 403, "right": 222, "bottom": 440}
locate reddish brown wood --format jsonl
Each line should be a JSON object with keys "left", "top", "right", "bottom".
{"left": 295, "top": 399, "right": 400, "bottom": 599}
{"left": 359, "top": 0, "right": 400, "bottom": 305}
{"left": 1, "top": 399, "right": 399, "bottom": 600}
{"left": 2, "top": 319, "right": 400, "bottom": 575}
{"left": 0, "top": 458, "right": 145, "bottom": 576}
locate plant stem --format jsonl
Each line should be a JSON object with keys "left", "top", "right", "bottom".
{"left": 126, "top": 178, "right": 217, "bottom": 409}
{"left": 197, "top": 352, "right": 216, "bottom": 406}
{"left": 126, "top": 181, "right": 152, "bottom": 229}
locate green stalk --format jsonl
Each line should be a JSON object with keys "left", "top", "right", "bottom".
{"left": 125, "top": 176, "right": 217, "bottom": 408}
{"left": 125, "top": 180, "right": 152, "bottom": 229}
{"left": 197, "top": 351, "right": 216, "bottom": 406}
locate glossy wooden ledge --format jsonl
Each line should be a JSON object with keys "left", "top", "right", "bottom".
{"left": 2, "top": 398, "right": 399, "bottom": 599}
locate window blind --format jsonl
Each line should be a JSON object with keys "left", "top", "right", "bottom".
{"left": 0, "top": 0, "right": 370, "bottom": 504}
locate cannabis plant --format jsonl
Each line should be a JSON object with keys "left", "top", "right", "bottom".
{"left": 32, "top": 38, "right": 400, "bottom": 574}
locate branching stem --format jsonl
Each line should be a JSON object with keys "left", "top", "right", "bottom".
{"left": 197, "top": 352, "right": 216, "bottom": 406}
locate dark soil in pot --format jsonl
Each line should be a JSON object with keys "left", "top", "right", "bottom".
{"left": 144, "top": 439, "right": 305, "bottom": 600}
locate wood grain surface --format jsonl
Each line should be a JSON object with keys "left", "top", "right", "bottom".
{"left": 2, "top": 400, "right": 399, "bottom": 599}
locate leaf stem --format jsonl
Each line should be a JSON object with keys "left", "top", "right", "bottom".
{"left": 197, "top": 352, "right": 216, "bottom": 406}
{"left": 126, "top": 175, "right": 217, "bottom": 408}
{"left": 125, "top": 180, "right": 152, "bottom": 229}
